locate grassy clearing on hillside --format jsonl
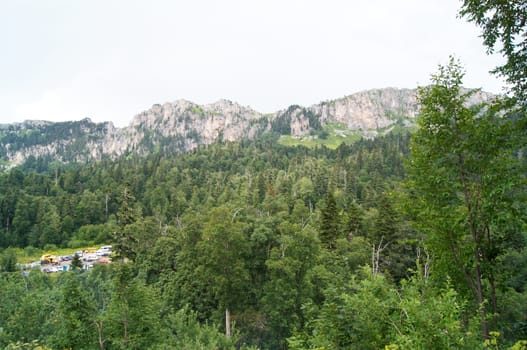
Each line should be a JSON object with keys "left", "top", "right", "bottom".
{"left": 278, "top": 123, "right": 363, "bottom": 149}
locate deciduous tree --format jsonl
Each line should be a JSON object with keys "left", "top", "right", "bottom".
{"left": 407, "top": 58, "right": 526, "bottom": 339}
{"left": 460, "top": 0, "right": 527, "bottom": 102}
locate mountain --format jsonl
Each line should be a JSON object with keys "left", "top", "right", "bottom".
{"left": 0, "top": 119, "right": 117, "bottom": 167}
{"left": 0, "top": 88, "right": 495, "bottom": 169}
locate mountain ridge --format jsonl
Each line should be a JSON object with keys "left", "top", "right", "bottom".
{"left": 0, "top": 87, "right": 495, "bottom": 169}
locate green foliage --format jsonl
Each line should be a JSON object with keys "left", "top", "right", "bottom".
{"left": 197, "top": 206, "right": 250, "bottom": 313}
{"left": 5, "top": 340, "right": 51, "bottom": 350}
{"left": 2, "top": 3, "right": 527, "bottom": 347}
{"left": 370, "top": 193, "right": 418, "bottom": 283}
{"left": 105, "top": 264, "right": 162, "bottom": 349}
{"left": 0, "top": 272, "right": 54, "bottom": 347}
{"left": 73, "top": 223, "right": 115, "bottom": 246}
{"left": 191, "top": 105, "right": 205, "bottom": 116}
{"left": 156, "top": 307, "right": 246, "bottom": 349}
{"left": 261, "top": 222, "right": 319, "bottom": 348}
{"left": 70, "top": 252, "right": 83, "bottom": 270}
{"left": 290, "top": 267, "right": 482, "bottom": 350}
{"left": 113, "top": 185, "right": 140, "bottom": 262}
{"left": 319, "top": 190, "right": 341, "bottom": 249}
{"left": 460, "top": 0, "right": 527, "bottom": 102}
{"left": 0, "top": 248, "right": 18, "bottom": 272}
{"left": 292, "top": 269, "right": 396, "bottom": 350}
{"left": 510, "top": 340, "right": 527, "bottom": 350}
{"left": 390, "top": 277, "right": 481, "bottom": 349}
{"left": 407, "top": 57, "right": 527, "bottom": 340}
{"left": 46, "top": 273, "right": 97, "bottom": 349}
{"left": 1, "top": 112, "right": 522, "bottom": 348}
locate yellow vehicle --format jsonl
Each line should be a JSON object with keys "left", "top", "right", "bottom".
{"left": 84, "top": 247, "right": 98, "bottom": 254}
{"left": 40, "top": 254, "right": 59, "bottom": 264}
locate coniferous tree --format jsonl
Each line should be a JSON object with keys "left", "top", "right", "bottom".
{"left": 114, "top": 185, "right": 139, "bottom": 262}
{"left": 71, "top": 253, "right": 83, "bottom": 270}
{"left": 0, "top": 248, "right": 17, "bottom": 272}
{"left": 371, "top": 193, "right": 415, "bottom": 282}
{"left": 345, "top": 201, "right": 363, "bottom": 239}
{"left": 319, "top": 190, "right": 340, "bottom": 249}
{"left": 106, "top": 264, "right": 162, "bottom": 349}
{"left": 48, "top": 273, "right": 97, "bottom": 349}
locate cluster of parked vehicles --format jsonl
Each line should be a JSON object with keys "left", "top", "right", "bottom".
{"left": 36, "top": 245, "right": 113, "bottom": 273}
{"left": 80, "top": 245, "right": 112, "bottom": 262}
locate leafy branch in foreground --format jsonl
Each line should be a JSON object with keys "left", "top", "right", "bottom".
{"left": 407, "top": 57, "right": 526, "bottom": 340}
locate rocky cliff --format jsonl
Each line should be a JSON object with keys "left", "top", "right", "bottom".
{"left": 0, "top": 88, "right": 495, "bottom": 169}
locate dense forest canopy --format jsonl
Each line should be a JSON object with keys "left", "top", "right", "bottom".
{"left": 1, "top": 1, "right": 527, "bottom": 349}
{"left": 0, "top": 132, "right": 419, "bottom": 349}
{"left": 0, "top": 108, "right": 525, "bottom": 349}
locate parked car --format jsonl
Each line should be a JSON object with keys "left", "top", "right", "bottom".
{"left": 83, "top": 253, "right": 98, "bottom": 262}
{"left": 96, "top": 249, "right": 111, "bottom": 256}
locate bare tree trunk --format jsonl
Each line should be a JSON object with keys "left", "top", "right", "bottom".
{"left": 371, "top": 237, "right": 388, "bottom": 277}
{"left": 105, "top": 192, "right": 109, "bottom": 219}
{"left": 416, "top": 246, "right": 431, "bottom": 279}
{"left": 95, "top": 319, "right": 105, "bottom": 350}
{"left": 225, "top": 308, "right": 231, "bottom": 337}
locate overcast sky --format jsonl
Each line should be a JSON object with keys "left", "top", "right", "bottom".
{"left": 1, "top": 0, "right": 505, "bottom": 127}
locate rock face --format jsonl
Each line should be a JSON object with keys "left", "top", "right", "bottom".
{"left": 312, "top": 88, "right": 419, "bottom": 131}
{"left": 0, "top": 88, "right": 495, "bottom": 169}
{"left": 121, "top": 99, "right": 268, "bottom": 156}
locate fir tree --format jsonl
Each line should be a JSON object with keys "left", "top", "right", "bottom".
{"left": 319, "top": 190, "right": 340, "bottom": 250}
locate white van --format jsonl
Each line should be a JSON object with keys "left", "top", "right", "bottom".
{"left": 96, "top": 245, "right": 112, "bottom": 256}
{"left": 84, "top": 253, "right": 98, "bottom": 262}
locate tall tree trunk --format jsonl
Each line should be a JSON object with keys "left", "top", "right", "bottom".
{"left": 123, "top": 300, "right": 129, "bottom": 348}
{"left": 105, "top": 192, "right": 109, "bottom": 219}
{"left": 485, "top": 224, "right": 498, "bottom": 331}
{"left": 95, "top": 319, "right": 105, "bottom": 350}
{"left": 474, "top": 260, "right": 489, "bottom": 339}
{"left": 489, "top": 272, "right": 498, "bottom": 330}
{"left": 120, "top": 284, "right": 128, "bottom": 349}
{"left": 225, "top": 308, "right": 231, "bottom": 337}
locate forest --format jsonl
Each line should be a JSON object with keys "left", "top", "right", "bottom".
{"left": 1, "top": 1, "right": 527, "bottom": 349}
{"left": 0, "top": 129, "right": 416, "bottom": 349}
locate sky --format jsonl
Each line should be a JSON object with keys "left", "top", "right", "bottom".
{"left": 0, "top": 0, "right": 505, "bottom": 127}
